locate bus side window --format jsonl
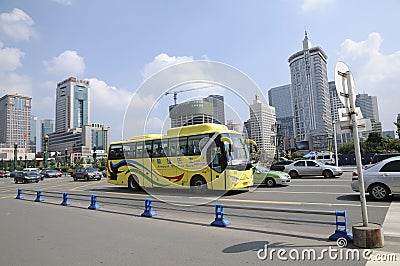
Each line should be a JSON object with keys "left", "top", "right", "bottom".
{"left": 145, "top": 141, "right": 152, "bottom": 158}
{"left": 168, "top": 138, "right": 179, "bottom": 156}
{"left": 179, "top": 137, "right": 188, "bottom": 156}
{"left": 188, "top": 135, "right": 203, "bottom": 156}
{"left": 135, "top": 143, "right": 143, "bottom": 158}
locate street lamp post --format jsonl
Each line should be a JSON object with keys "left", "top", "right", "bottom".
{"left": 65, "top": 148, "right": 68, "bottom": 168}
{"left": 13, "top": 142, "right": 18, "bottom": 171}
{"left": 333, "top": 122, "right": 339, "bottom": 167}
{"left": 44, "top": 135, "right": 49, "bottom": 169}
{"left": 93, "top": 145, "right": 97, "bottom": 167}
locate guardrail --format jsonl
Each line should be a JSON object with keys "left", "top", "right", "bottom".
{"left": 15, "top": 188, "right": 353, "bottom": 241}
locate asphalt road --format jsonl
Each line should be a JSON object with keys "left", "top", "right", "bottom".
{"left": 0, "top": 170, "right": 399, "bottom": 265}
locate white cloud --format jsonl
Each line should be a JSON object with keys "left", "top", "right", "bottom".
{"left": 338, "top": 32, "right": 400, "bottom": 130}
{"left": 51, "top": 0, "right": 73, "bottom": 5}
{"left": 44, "top": 50, "right": 85, "bottom": 78}
{"left": 88, "top": 78, "right": 132, "bottom": 112}
{"left": 0, "top": 41, "right": 24, "bottom": 72}
{"left": 0, "top": 8, "right": 35, "bottom": 41}
{"left": 141, "top": 53, "right": 194, "bottom": 79}
{"left": 0, "top": 42, "right": 31, "bottom": 95}
{"left": 301, "top": 0, "right": 334, "bottom": 13}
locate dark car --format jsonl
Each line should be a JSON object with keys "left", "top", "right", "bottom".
{"left": 41, "top": 169, "right": 62, "bottom": 178}
{"left": 270, "top": 160, "right": 293, "bottom": 171}
{"left": 72, "top": 167, "right": 102, "bottom": 181}
{"left": 14, "top": 171, "right": 41, "bottom": 184}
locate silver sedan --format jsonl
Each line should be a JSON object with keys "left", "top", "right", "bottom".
{"left": 283, "top": 160, "right": 343, "bottom": 179}
{"left": 351, "top": 156, "right": 400, "bottom": 200}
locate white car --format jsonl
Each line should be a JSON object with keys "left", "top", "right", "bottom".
{"left": 283, "top": 160, "right": 343, "bottom": 179}
{"left": 351, "top": 156, "right": 400, "bottom": 200}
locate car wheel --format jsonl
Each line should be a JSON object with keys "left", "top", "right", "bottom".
{"left": 369, "top": 183, "right": 390, "bottom": 201}
{"left": 85, "top": 175, "right": 89, "bottom": 181}
{"left": 190, "top": 175, "right": 208, "bottom": 193}
{"left": 14, "top": 179, "right": 18, "bottom": 184}
{"left": 128, "top": 175, "right": 140, "bottom": 191}
{"left": 289, "top": 171, "right": 299, "bottom": 179}
{"left": 323, "top": 170, "right": 333, "bottom": 178}
{"left": 265, "top": 178, "right": 276, "bottom": 187}
{"left": 73, "top": 176, "right": 77, "bottom": 181}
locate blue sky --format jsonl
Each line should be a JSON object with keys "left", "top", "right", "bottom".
{"left": 1, "top": 0, "right": 399, "bottom": 142}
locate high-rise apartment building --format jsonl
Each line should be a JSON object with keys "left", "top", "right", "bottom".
{"left": 49, "top": 77, "right": 92, "bottom": 160}
{"left": 0, "top": 94, "right": 31, "bottom": 148}
{"left": 246, "top": 95, "right": 276, "bottom": 160}
{"left": 169, "top": 100, "right": 214, "bottom": 128}
{"left": 55, "top": 77, "right": 90, "bottom": 133}
{"left": 356, "top": 93, "right": 382, "bottom": 138}
{"left": 91, "top": 123, "right": 110, "bottom": 151}
{"left": 288, "top": 32, "right": 332, "bottom": 151}
{"left": 204, "top": 95, "right": 225, "bottom": 125}
{"left": 29, "top": 115, "right": 37, "bottom": 153}
{"left": 268, "top": 84, "right": 295, "bottom": 148}
{"left": 41, "top": 119, "right": 54, "bottom": 151}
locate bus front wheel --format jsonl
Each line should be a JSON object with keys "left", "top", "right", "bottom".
{"left": 128, "top": 176, "right": 140, "bottom": 191}
{"left": 190, "top": 175, "right": 208, "bottom": 193}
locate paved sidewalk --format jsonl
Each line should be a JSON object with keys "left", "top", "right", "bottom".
{"left": 367, "top": 201, "right": 400, "bottom": 265}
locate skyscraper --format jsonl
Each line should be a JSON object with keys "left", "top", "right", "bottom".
{"left": 204, "top": 95, "right": 225, "bottom": 125}
{"left": 91, "top": 123, "right": 110, "bottom": 151}
{"left": 49, "top": 77, "right": 92, "bottom": 159}
{"left": 247, "top": 95, "right": 276, "bottom": 160}
{"left": 55, "top": 77, "right": 90, "bottom": 133}
{"left": 0, "top": 94, "right": 31, "bottom": 148}
{"left": 268, "top": 84, "right": 295, "bottom": 143}
{"left": 288, "top": 32, "right": 332, "bottom": 151}
{"left": 30, "top": 115, "right": 37, "bottom": 153}
{"left": 169, "top": 100, "right": 214, "bottom": 128}
{"left": 356, "top": 93, "right": 382, "bottom": 137}
{"left": 41, "top": 119, "right": 54, "bottom": 151}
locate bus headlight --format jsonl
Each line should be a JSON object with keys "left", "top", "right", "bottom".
{"left": 228, "top": 176, "right": 239, "bottom": 183}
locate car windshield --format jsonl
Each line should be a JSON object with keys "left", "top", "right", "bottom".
{"left": 85, "top": 167, "right": 98, "bottom": 172}
{"left": 221, "top": 133, "right": 249, "bottom": 165}
{"left": 25, "top": 172, "right": 38, "bottom": 176}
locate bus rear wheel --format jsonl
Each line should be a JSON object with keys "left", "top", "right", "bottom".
{"left": 128, "top": 176, "right": 140, "bottom": 191}
{"left": 190, "top": 175, "right": 208, "bottom": 193}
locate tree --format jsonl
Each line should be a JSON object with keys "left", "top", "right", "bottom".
{"left": 394, "top": 121, "right": 400, "bottom": 137}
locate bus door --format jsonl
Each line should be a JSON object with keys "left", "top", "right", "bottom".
{"left": 142, "top": 141, "right": 154, "bottom": 187}
{"left": 132, "top": 142, "right": 146, "bottom": 187}
{"left": 151, "top": 139, "right": 174, "bottom": 188}
{"left": 202, "top": 134, "right": 224, "bottom": 190}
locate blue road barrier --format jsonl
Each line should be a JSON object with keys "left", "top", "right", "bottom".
{"left": 15, "top": 188, "right": 23, "bottom": 199}
{"left": 61, "top": 192, "right": 71, "bottom": 206}
{"left": 88, "top": 194, "right": 100, "bottom": 210}
{"left": 34, "top": 190, "right": 44, "bottom": 202}
{"left": 210, "top": 203, "right": 230, "bottom": 227}
{"left": 141, "top": 198, "right": 156, "bottom": 217}
{"left": 15, "top": 188, "right": 353, "bottom": 242}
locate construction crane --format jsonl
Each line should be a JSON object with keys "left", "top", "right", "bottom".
{"left": 164, "top": 84, "right": 215, "bottom": 106}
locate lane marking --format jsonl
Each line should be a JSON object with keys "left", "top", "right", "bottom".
{"left": 289, "top": 184, "right": 350, "bottom": 187}
{"left": 70, "top": 182, "right": 103, "bottom": 191}
{"left": 206, "top": 198, "right": 389, "bottom": 208}
{"left": 252, "top": 190, "right": 359, "bottom": 195}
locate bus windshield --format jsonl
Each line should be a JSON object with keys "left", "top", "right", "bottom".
{"left": 221, "top": 133, "right": 249, "bottom": 165}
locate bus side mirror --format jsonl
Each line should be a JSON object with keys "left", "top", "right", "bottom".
{"left": 246, "top": 139, "right": 257, "bottom": 152}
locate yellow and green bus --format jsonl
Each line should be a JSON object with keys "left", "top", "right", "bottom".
{"left": 107, "top": 123, "right": 254, "bottom": 191}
